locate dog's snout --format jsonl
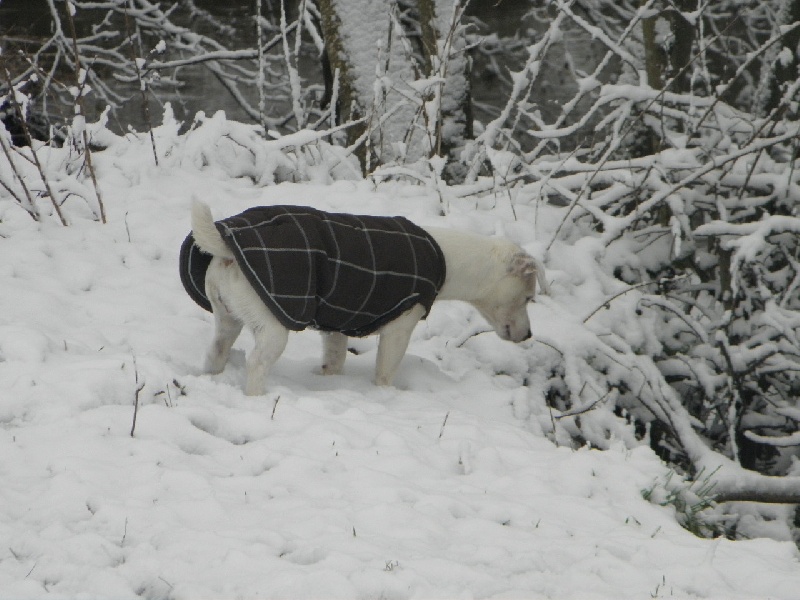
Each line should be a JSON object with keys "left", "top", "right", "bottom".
{"left": 502, "top": 322, "right": 531, "bottom": 342}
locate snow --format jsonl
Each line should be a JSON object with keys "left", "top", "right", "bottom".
{"left": 2, "top": 112, "right": 800, "bottom": 599}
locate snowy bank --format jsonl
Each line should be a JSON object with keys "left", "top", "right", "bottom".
{"left": 1, "top": 111, "right": 800, "bottom": 599}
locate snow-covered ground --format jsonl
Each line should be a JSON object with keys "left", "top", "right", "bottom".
{"left": 2, "top": 112, "right": 800, "bottom": 599}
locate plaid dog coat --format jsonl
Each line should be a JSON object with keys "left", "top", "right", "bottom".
{"left": 180, "top": 205, "right": 446, "bottom": 337}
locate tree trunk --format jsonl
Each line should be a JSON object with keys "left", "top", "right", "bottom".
{"left": 641, "top": 2, "right": 663, "bottom": 91}
{"left": 317, "top": 0, "right": 471, "bottom": 176}
{"left": 317, "top": 0, "right": 366, "bottom": 168}
{"left": 317, "top": 0, "right": 421, "bottom": 173}
{"left": 417, "top": 0, "right": 472, "bottom": 182}
{"left": 639, "top": 2, "right": 665, "bottom": 159}
{"left": 755, "top": 0, "right": 800, "bottom": 116}
{"left": 668, "top": 0, "right": 695, "bottom": 95}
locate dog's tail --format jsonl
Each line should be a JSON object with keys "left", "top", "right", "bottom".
{"left": 191, "top": 199, "right": 234, "bottom": 259}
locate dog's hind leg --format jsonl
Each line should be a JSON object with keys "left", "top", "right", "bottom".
{"left": 375, "top": 304, "right": 425, "bottom": 386}
{"left": 205, "top": 306, "right": 243, "bottom": 375}
{"left": 204, "top": 268, "right": 243, "bottom": 375}
{"left": 321, "top": 332, "right": 348, "bottom": 375}
{"left": 245, "top": 320, "right": 289, "bottom": 396}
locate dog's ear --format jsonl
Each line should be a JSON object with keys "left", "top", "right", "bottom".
{"left": 509, "top": 252, "right": 538, "bottom": 279}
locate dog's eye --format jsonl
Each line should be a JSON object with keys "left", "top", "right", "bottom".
{"left": 526, "top": 296, "right": 535, "bottom": 303}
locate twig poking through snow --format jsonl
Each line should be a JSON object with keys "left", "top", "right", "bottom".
{"left": 271, "top": 395, "right": 281, "bottom": 421}
{"left": 121, "top": 517, "right": 128, "bottom": 546}
{"left": 63, "top": 0, "right": 106, "bottom": 223}
{"left": 555, "top": 389, "right": 614, "bottom": 420}
{"left": 438, "top": 411, "right": 450, "bottom": 440}
{"left": 122, "top": 0, "right": 158, "bottom": 165}
{"left": 130, "top": 357, "right": 145, "bottom": 437}
{"left": 2, "top": 69, "right": 65, "bottom": 225}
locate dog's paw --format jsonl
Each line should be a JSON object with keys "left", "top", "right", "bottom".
{"left": 203, "top": 360, "right": 226, "bottom": 375}
{"left": 374, "top": 375, "right": 394, "bottom": 387}
{"left": 320, "top": 363, "right": 344, "bottom": 376}
{"left": 244, "top": 382, "right": 266, "bottom": 396}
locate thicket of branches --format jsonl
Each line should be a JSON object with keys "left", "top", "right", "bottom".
{"left": 513, "top": 0, "right": 800, "bottom": 493}
{"left": 2, "top": 0, "right": 800, "bottom": 530}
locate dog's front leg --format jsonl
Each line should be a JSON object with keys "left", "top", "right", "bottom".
{"left": 321, "top": 332, "right": 348, "bottom": 375}
{"left": 375, "top": 304, "right": 425, "bottom": 386}
{"left": 245, "top": 322, "right": 289, "bottom": 396}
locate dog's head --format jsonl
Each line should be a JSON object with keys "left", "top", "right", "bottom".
{"left": 474, "top": 251, "right": 543, "bottom": 343}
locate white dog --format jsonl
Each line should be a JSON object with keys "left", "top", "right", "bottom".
{"left": 186, "top": 201, "right": 546, "bottom": 395}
